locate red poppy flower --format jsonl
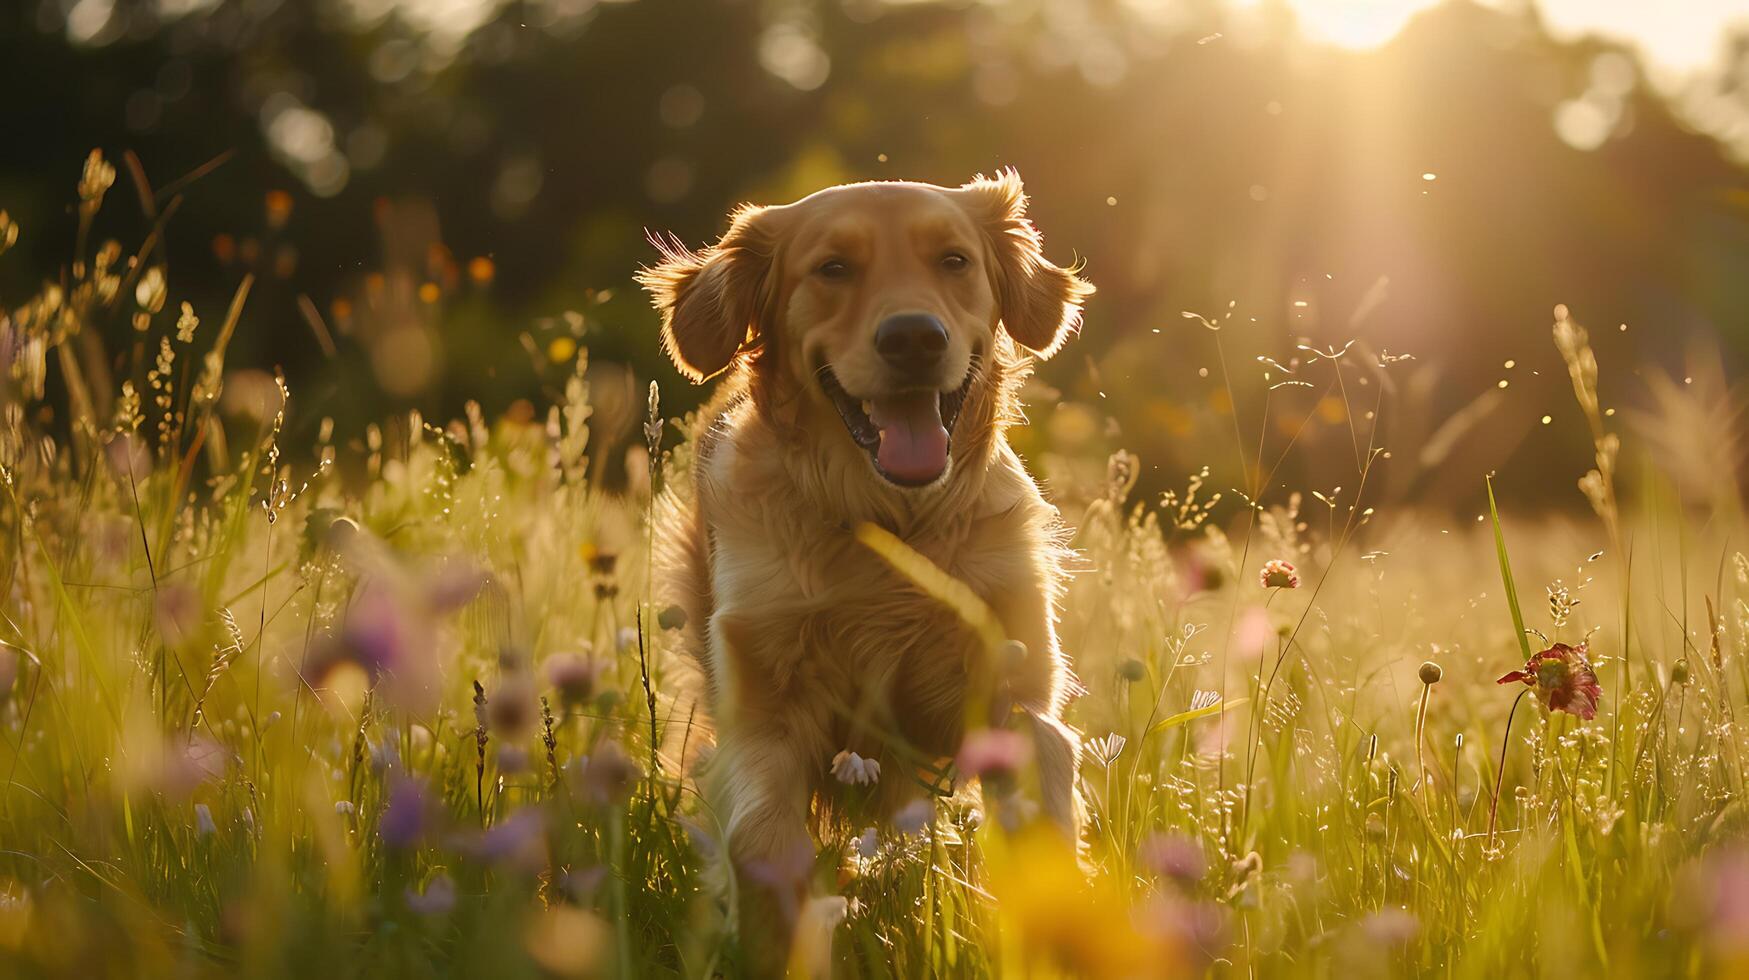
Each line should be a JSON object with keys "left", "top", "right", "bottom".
{"left": 1497, "top": 641, "right": 1602, "bottom": 719}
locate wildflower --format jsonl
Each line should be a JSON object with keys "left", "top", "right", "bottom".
{"left": 425, "top": 561, "right": 490, "bottom": 610}
{"left": 134, "top": 267, "right": 167, "bottom": 314}
{"left": 1138, "top": 832, "right": 1207, "bottom": 884}
{"left": 1086, "top": 732, "right": 1127, "bottom": 767}
{"left": 1675, "top": 847, "right": 1749, "bottom": 959}
{"left": 406, "top": 874, "right": 456, "bottom": 916}
{"left": 893, "top": 798, "right": 933, "bottom": 835}
{"left": 175, "top": 302, "right": 198, "bottom": 343}
{"left": 487, "top": 674, "right": 538, "bottom": 737}
{"left": 561, "top": 866, "right": 609, "bottom": 901}
{"left": 1496, "top": 641, "right": 1603, "bottom": 720}
{"left": 194, "top": 803, "right": 216, "bottom": 836}
{"left": 155, "top": 735, "right": 229, "bottom": 799}
{"left": 1259, "top": 559, "right": 1300, "bottom": 589}
{"left": 463, "top": 807, "right": 547, "bottom": 873}
{"left": 544, "top": 651, "right": 606, "bottom": 706}
{"left": 566, "top": 741, "right": 641, "bottom": 805}
{"left": 831, "top": 749, "right": 881, "bottom": 786}
{"left": 1134, "top": 895, "right": 1225, "bottom": 970}
{"left": 1418, "top": 661, "right": 1443, "bottom": 685}
{"left": 380, "top": 777, "right": 436, "bottom": 849}
{"left": 329, "top": 584, "right": 410, "bottom": 681}
{"left": 1361, "top": 908, "right": 1420, "bottom": 945}
{"left": 497, "top": 745, "right": 530, "bottom": 774}
{"left": 152, "top": 584, "right": 202, "bottom": 648}
{"left": 741, "top": 839, "right": 816, "bottom": 925}
{"left": 955, "top": 728, "right": 1031, "bottom": 779}
{"left": 369, "top": 738, "right": 400, "bottom": 773}
{"left": 854, "top": 827, "right": 879, "bottom": 859}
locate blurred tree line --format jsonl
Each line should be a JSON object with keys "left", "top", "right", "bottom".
{"left": 3, "top": 0, "right": 1746, "bottom": 508}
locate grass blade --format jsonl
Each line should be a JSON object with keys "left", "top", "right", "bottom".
{"left": 1487, "top": 474, "right": 1535, "bottom": 662}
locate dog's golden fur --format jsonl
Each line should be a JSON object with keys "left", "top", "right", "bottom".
{"left": 638, "top": 171, "right": 1092, "bottom": 971}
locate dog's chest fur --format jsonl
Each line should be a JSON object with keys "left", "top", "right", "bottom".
{"left": 693, "top": 418, "right": 1052, "bottom": 755}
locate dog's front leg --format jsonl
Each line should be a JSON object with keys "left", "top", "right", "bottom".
{"left": 713, "top": 719, "right": 817, "bottom": 976}
{"left": 989, "top": 565, "right": 1084, "bottom": 842}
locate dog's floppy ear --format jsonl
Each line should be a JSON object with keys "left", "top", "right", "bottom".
{"left": 637, "top": 205, "right": 779, "bottom": 382}
{"left": 957, "top": 169, "right": 1094, "bottom": 359}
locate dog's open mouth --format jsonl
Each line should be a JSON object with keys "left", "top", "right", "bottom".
{"left": 820, "top": 360, "right": 976, "bottom": 487}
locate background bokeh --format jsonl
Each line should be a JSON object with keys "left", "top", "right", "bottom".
{"left": 4, "top": 0, "right": 1747, "bottom": 508}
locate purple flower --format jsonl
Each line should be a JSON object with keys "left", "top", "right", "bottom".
{"left": 463, "top": 808, "right": 547, "bottom": 873}
{"left": 1138, "top": 832, "right": 1207, "bottom": 884}
{"left": 487, "top": 674, "right": 538, "bottom": 737}
{"left": 425, "top": 562, "right": 490, "bottom": 611}
{"left": 1678, "top": 847, "right": 1749, "bottom": 955}
{"left": 158, "top": 735, "right": 230, "bottom": 798}
{"left": 561, "top": 866, "right": 609, "bottom": 901}
{"left": 406, "top": 874, "right": 456, "bottom": 916}
{"left": 333, "top": 583, "right": 409, "bottom": 680}
{"left": 566, "top": 741, "right": 641, "bottom": 805}
{"left": 544, "top": 651, "right": 606, "bottom": 706}
{"left": 379, "top": 777, "right": 436, "bottom": 850}
{"left": 152, "top": 584, "right": 202, "bottom": 648}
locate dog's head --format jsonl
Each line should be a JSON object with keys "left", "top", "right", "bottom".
{"left": 638, "top": 171, "right": 1092, "bottom": 489}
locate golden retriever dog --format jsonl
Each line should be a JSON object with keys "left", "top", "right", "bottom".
{"left": 638, "top": 170, "right": 1092, "bottom": 973}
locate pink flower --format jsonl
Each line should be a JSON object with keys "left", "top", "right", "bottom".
{"left": 545, "top": 651, "right": 606, "bottom": 706}
{"left": 1138, "top": 832, "right": 1207, "bottom": 883}
{"left": 1259, "top": 559, "right": 1299, "bottom": 589}
{"left": 1497, "top": 641, "right": 1603, "bottom": 720}
{"left": 955, "top": 728, "right": 1031, "bottom": 779}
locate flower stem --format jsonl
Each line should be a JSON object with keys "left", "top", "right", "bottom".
{"left": 1414, "top": 683, "right": 1431, "bottom": 793}
{"left": 1487, "top": 689, "right": 1530, "bottom": 852}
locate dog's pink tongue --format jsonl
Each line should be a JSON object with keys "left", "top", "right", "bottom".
{"left": 868, "top": 392, "right": 948, "bottom": 483}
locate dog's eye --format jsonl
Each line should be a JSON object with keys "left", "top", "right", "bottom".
{"left": 817, "top": 259, "right": 852, "bottom": 280}
{"left": 940, "top": 252, "right": 970, "bottom": 273}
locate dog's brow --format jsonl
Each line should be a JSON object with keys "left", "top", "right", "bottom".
{"left": 907, "top": 213, "right": 974, "bottom": 249}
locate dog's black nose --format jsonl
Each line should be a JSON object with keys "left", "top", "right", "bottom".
{"left": 874, "top": 313, "right": 948, "bottom": 375}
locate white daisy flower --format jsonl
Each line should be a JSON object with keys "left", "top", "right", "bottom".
{"left": 830, "top": 749, "right": 881, "bottom": 785}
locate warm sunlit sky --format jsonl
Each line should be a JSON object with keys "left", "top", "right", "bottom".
{"left": 1274, "top": 0, "right": 1746, "bottom": 79}
{"left": 1264, "top": 0, "right": 1749, "bottom": 158}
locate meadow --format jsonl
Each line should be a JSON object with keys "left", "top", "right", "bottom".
{"left": 2, "top": 153, "right": 1747, "bottom": 978}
